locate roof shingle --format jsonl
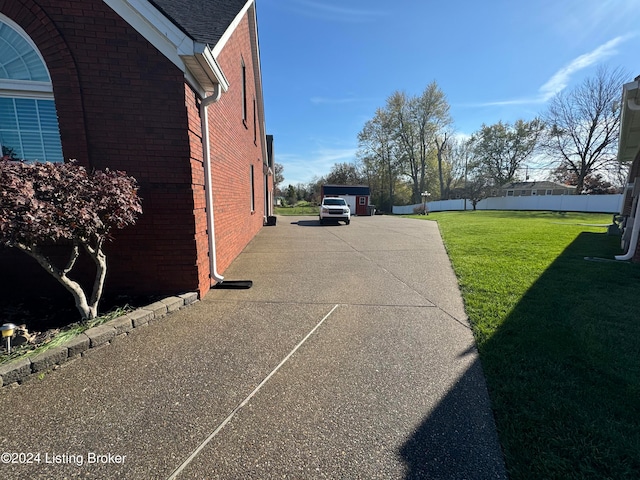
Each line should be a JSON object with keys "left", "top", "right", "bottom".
{"left": 148, "top": 0, "right": 249, "bottom": 46}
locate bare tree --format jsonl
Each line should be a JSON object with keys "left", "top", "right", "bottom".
{"left": 434, "top": 132, "right": 450, "bottom": 199}
{"left": 540, "top": 65, "right": 628, "bottom": 194}
{"left": 465, "top": 161, "right": 493, "bottom": 210}
{"left": 274, "top": 163, "right": 285, "bottom": 196}
{"left": 442, "top": 136, "right": 473, "bottom": 200}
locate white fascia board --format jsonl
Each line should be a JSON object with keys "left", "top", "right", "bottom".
{"left": 193, "top": 43, "right": 230, "bottom": 92}
{"left": 181, "top": 46, "right": 228, "bottom": 96}
{"left": 103, "top": 0, "right": 192, "bottom": 71}
{"left": 248, "top": 4, "right": 268, "bottom": 165}
{"left": 618, "top": 79, "right": 640, "bottom": 165}
{"left": 624, "top": 79, "right": 640, "bottom": 111}
{"left": 211, "top": 0, "right": 254, "bottom": 57}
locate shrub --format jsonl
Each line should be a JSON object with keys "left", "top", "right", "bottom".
{"left": 0, "top": 160, "right": 142, "bottom": 319}
{"left": 413, "top": 204, "right": 429, "bottom": 215}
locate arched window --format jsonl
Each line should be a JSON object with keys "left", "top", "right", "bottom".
{"left": 0, "top": 15, "right": 63, "bottom": 162}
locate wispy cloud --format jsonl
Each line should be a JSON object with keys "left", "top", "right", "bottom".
{"left": 538, "top": 35, "right": 629, "bottom": 100}
{"left": 468, "top": 35, "right": 631, "bottom": 108}
{"left": 278, "top": 147, "right": 358, "bottom": 185}
{"left": 289, "top": 0, "right": 385, "bottom": 23}
{"left": 310, "top": 96, "right": 372, "bottom": 105}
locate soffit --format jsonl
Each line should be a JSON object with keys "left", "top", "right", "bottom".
{"left": 619, "top": 80, "right": 640, "bottom": 166}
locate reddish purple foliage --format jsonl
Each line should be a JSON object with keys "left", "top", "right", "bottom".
{"left": 0, "top": 160, "right": 142, "bottom": 248}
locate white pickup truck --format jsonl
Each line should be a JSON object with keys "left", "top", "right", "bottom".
{"left": 319, "top": 197, "right": 350, "bottom": 225}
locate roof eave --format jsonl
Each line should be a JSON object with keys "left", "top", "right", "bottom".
{"left": 181, "top": 44, "right": 230, "bottom": 95}
{"left": 103, "top": 0, "right": 230, "bottom": 96}
{"left": 618, "top": 79, "right": 640, "bottom": 165}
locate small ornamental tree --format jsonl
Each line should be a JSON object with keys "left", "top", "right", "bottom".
{"left": 0, "top": 160, "right": 142, "bottom": 320}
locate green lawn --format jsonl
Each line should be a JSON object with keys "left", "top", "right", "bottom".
{"left": 409, "top": 211, "right": 640, "bottom": 480}
{"left": 274, "top": 205, "right": 318, "bottom": 215}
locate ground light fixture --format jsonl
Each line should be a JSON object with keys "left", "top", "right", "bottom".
{"left": 1, "top": 323, "right": 16, "bottom": 354}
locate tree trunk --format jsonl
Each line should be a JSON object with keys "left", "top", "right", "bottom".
{"left": 435, "top": 134, "right": 448, "bottom": 200}
{"left": 84, "top": 240, "right": 107, "bottom": 319}
{"left": 20, "top": 245, "right": 93, "bottom": 319}
{"left": 17, "top": 241, "right": 106, "bottom": 320}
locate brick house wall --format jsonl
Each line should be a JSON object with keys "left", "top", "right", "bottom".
{"left": 0, "top": 0, "right": 270, "bottom": 302}
{"left": 206, "top": 12, "right": 267, "bottom": 276}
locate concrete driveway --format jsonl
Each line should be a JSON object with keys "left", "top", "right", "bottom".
{"left": 0, "top": 215, "right": 506, "bottom": 479}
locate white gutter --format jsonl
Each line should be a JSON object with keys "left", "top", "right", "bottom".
{"left": 616, "top": 194, "right": 640, "bottom": 261}
{"left": 201, "top": 84, "right": 224, "bottom": 283}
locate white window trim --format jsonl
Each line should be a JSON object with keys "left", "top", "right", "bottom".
{"left": 0, "top": 80, "right": 53, "bottom": 98}
{"left": 0, "top": 15, "right": 53, "bottom": 99}
{"left": 0, "top": 16, "right": 61, "bottom": 162}
{"left": 0, "top": 14, "right": 51, "bottom": 79}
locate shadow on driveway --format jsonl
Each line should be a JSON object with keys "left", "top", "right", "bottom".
{"left": 399, "top": 357, "right": 507, "bottom": 480}
{"left": 290, "top": 219, "right": 321, "bottom": 226}
{"left": 290, "top": 219, "right": 348, "bottom": 227}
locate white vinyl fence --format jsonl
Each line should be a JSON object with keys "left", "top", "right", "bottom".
{"left": 392, "top": 194, "right": 623, "bottom": 215}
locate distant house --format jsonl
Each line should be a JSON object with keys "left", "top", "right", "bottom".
{"left": 321, "top": 185, "right": 372, "bottom": 216}
{"left": 0, "top": 0, "right": 273, "bottom": 300}
{"left": 499, "top": 181, "right": 577, "bottom": 197}
{"left": 616, "top": 76, "right": 640, "bottom": 262}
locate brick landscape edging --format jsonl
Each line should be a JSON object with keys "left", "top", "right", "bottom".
{"left": 0, "top": 292, "right": 199, "bottom": 389}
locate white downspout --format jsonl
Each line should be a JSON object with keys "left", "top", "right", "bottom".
{"left": 615, "top": 193, "right": 640, "bottom": 261}
{"left": 201, "top": 84, "right": 224, "bottom": 283}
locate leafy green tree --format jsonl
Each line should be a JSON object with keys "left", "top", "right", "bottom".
{"left": 357, "top": 107, "right": 403, "bottom": 211}
{"left": 471, "top": 119, "right": 544, "bottom": 186}
{"left": 285, "top": 184, "right": 297, "bottom": 205}
{"left": 274, "top": 163, "right": 285, "bottom": 196}
{"left": 324, "top": 162, "right": 363, "bottom": 185}
{"left": 387, "top": 82, "right": 452, "bottom": 203}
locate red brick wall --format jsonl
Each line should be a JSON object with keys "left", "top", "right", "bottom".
{"left": 204, "top": 13, "right": 268, "bottom": 276}
{"left": 185, "top": 84, "right": 211, "bottom": 296}
{"left": 0, "top": 1, "right": 270, "bottom": 302}
{"left": 0, "top": 0, "right": 200, "bottom": 298}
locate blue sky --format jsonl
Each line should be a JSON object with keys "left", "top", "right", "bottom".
{"left": 257, "top": 0, "right": 640, "bottom": 186}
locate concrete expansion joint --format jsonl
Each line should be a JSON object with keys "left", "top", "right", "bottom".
{"left": 0, "top": 292, "right": 200, "bottom": 389}
{"left": 166, "top": 303, "right": 341, "bottom": 480}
